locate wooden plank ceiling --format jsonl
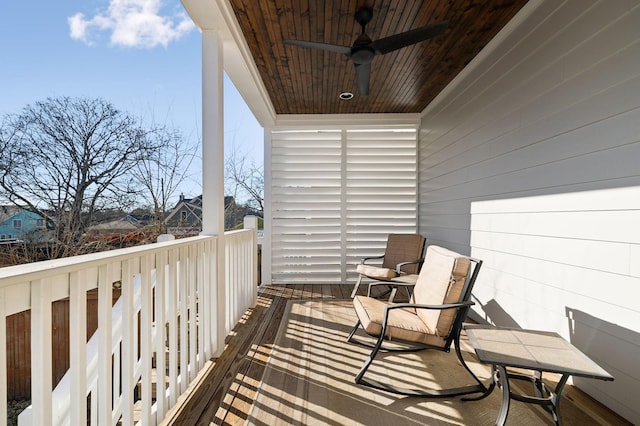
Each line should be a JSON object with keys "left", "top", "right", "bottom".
{"left": 228, "top": 0, "right": 529, "bottom": 115}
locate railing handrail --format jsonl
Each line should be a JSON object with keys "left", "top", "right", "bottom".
{"left": 0, "top": 235, "right": 214, "bottom": 286}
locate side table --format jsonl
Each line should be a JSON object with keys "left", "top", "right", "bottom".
{"left": 463, "top": 324, "right": 614, "bottom": 426}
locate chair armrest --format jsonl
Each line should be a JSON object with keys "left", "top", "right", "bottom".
{"left": 395, "top": 258, "right": 424, "bottom": 274}
{"left": 367, "top": 280, "right": 398, "bottom": 287}
{"left": 361, "top": 254, "right": 385, "bottom": 264}
{"left": 366, "top": 279, "right": 418, "bottom": 298}
{"left": 377, "top": 301, "right": 476, "bottom": 341}
{"left": 365, "top": 280, "right": 407, "bottom": 296}
{"left": 384, "top": 300, "right": 475, "bottom": 313}
{"left": 377, "top": 280, "right": 415, "bottom": 288}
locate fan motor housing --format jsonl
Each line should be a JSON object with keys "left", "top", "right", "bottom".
{"left": 351, "top": 46, "right": 375, "bottom": 64}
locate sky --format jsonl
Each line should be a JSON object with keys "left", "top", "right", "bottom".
{"left": 0, "top": 0, "right": 264, "bottom": 200}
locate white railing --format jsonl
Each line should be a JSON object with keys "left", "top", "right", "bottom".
{"left": 0, "top": 229, "right": 257, "bottom": 426}
{"left": 225, "top": 229, "right": 259, "bottom": 334}
{"left": 19, "top": 271, "right": 146, "bottom": 426}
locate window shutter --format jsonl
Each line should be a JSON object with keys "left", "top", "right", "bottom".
{"left": 269, "top": 128, "right": 417, "bottom": 284}
{"left": 345, "top": 129, "right": 418, "bottom": 279}
{"left": 271, "top": 130, "right": 343, "bottom": 283}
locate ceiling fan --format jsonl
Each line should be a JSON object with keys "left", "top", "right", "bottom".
{"left": 283, "top": 7, "right": 448, "bottom": 96}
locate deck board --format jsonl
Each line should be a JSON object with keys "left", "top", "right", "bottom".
{"left": 165, "top": 284, "right": 630, "bottom": 426}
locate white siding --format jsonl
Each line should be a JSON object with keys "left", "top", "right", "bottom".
{"left": 269, "top": 127, "right": 417, "bottom": 284}
{"left": 418, "top": 0, "right": 640, "bottom": 423}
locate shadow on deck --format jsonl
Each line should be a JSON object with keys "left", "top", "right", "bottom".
{"left": 163, "top": 284, "right": 630, "bottom": 426}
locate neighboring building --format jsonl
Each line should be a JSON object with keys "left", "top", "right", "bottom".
{"left": 84, "top": 215, "right": 152, "bottom": 248}
{"left": 85, "top": 215, "right": 141, "bottom": 236}
{"left": 165, "top": 194, "right": 256, "bottom": 235}
{"left": 165, "top": 194, "right": 204, "bottom": 236}
{"left": 0, "top": 205, "right": 47, "bottom": 243}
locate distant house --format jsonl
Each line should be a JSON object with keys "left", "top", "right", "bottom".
{"left": 164, "top": 195, "right": 204, "bottom": 236}
{"left": 0, "top": 205, "right": 47, "bottom": 243}
{"left": 165, "top": 194, "right": 244, "bottom": 235}
{"left": 85, "top": 215, "right": 141, "bottom": 236}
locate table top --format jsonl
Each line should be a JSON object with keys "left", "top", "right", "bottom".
{"left": 464, "top": 324, "right": 614, "bottom": 381}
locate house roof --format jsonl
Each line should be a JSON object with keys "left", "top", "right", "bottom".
{"left": 86, "top": 217, "right": 140, "bottom": 232}
{"left": 164, "top": 195, "right": 203, "bottom": 224}
{"left": 0, "top": 206, "right": 21, "bottom": 222}
{"left": 182, "top": 0, "right": 529, "bottom": 121}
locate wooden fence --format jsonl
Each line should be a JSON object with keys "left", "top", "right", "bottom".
{"left": 6, "top": 289, "right": 121, "bottom": 399}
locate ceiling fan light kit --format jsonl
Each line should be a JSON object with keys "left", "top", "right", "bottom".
{"left": 283, "top": 7, "right": 448, "bottom": 96}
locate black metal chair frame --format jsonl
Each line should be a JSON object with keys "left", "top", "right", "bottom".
{"left": 347, "top": 257, "right": 487, "bottom": 398}
{"left": 365, "top": 273, "right": 419, "bottom": 302}
{"left": 350, "top": 234, "right": 425, "bottom": 299}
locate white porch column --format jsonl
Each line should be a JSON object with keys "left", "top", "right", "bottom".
{"left": 262, "top": 129, "right": 272, "bottom": 285}
{"left": 201, "top": 29, "right": 226, "bottom": 356}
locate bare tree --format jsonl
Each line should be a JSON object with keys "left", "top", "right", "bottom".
{"left": 0, "top": 97, "right": 160, "bottom": 258}
{"left": 225, "top": 147, "right": 264, "bottom": 214}
{"left": 131, "top": 125, "right": 198, "bottom": 234}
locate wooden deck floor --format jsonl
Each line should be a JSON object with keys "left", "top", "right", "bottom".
{"left": 163, "top": 284, "right": 630, "bottom": 426}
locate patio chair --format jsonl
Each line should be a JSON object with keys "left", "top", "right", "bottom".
{"left": 347, "top": 245, "right": 486, "bottom": 397}
{"left": 350, "top": 233, "right": 426, "bottom": 299}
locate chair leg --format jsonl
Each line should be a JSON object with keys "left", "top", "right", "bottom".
{"left": 453, "top": 331, "right": 487, "bottom": 394}
{"left": 354, "top": 329, "right": 488, "bottom": 398}
{"left": 355, "top": 328, "right": 385, "bottom": 384}
{"left": 388, "top": 286, "right": 398, "bottom": 302}
{"left": 366, "top": 282, "right": 392, "bottom": 299}
{"left": 347, "top": 320, "right": 361, "bottom": 343}
{"left": 350, "top": 275, "right": 363, "bottom": 298}
{"left": 403, "top": 285, "right": 413, "bottom": 301}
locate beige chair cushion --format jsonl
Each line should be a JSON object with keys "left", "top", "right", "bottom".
{"left": 352, "top": 245, "right": 471, "bottom": 348}
{"left": 356, "top": 264, "right": 397, "bottom": 281}
{"left": 412, "top": 246, "right": 470, "bottom": 337}
{"left": 353, "top": 295, "right": 447, "bottom": 348}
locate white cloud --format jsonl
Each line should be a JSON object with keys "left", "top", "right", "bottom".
{"left": 68, "top": 0, "right": 196, "bottom": 48}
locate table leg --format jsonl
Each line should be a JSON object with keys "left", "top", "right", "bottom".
{"left": 493, "top": 369, "right": 569, "bottom": 426}
{"left": 462, "top": 365, "right": 495, "bottom": 402}
{"left": 533, "top": 370, "right": 546, "bottom": 398}
{"left": 550, "top": 374, "right": 569, "bottom": 426}
{"left": 496, "top": 365, "right": 511, "bottom": 426}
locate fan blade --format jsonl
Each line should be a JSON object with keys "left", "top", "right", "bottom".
{"left": 354, "top": 62, "right": 371, "bottom": 96}
{"left": 283, "top": 39, "right": 351, "bottom": 55}
{"left": 372, "top": 21, "right": 448, "bottom": 54}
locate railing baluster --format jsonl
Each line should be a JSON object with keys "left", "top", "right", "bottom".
{"left": 227, "top": 235, "right": 235, "bottom": 335}
{"left": 196, "top": 242, "right": 205, "bottom": 370}
{"left": 141, "top": 254, "right": 153, "bottom": 424}
{"left": 179, "top": 245, "right": 188, "bottom": 393}
{"left": 155, "top": 249, "right": 167, "bottom": 419}
{"left": 0, "top": 288, "right": 7, "bottom": 422}
{"left": 167, "top": 247, "right": 179, "bottom": 408}
{"left": 202, "top": 239, "right": 212, "bottom": 359}
{"left": 188, "top": 244, "right": 197, "bottom": 380}
{"left": 31, "top": 278, "right": 53, "bottom": 425}
{"left": 210, "top": 239, "right": 220, "bottom": 356}
{"left": 98, "top": 265, "right": 113, "bottom": 425}
{"left": 70, "top": 270, "right": 87, "bottom": 425}
{"left": 225, "top": 238, "right": 231, "bottom": 336}
{"left": 91, "top": 382, "right": 98, "bottom": 425}
{"left": 121, "top": 258, "right": 134, "bottom": 426}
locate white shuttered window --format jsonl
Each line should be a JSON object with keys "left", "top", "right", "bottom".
{"left": 269, "top": 127, "right": 417, "bottom": 284}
